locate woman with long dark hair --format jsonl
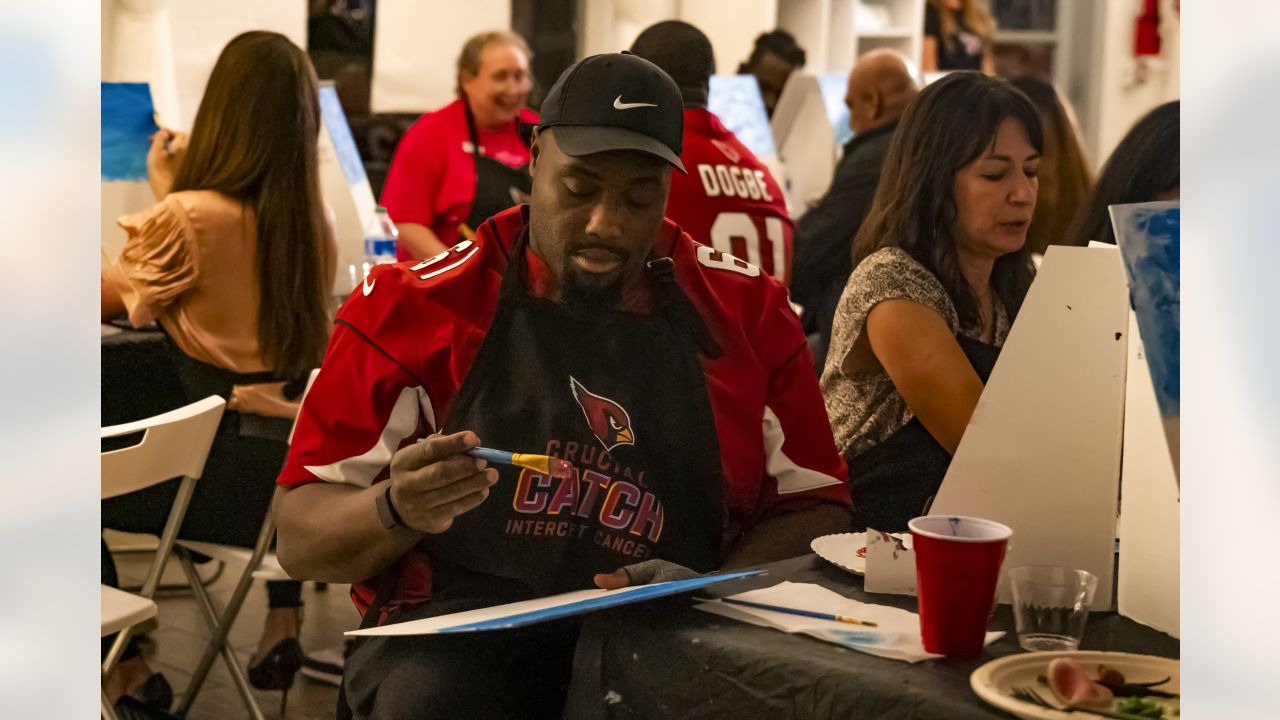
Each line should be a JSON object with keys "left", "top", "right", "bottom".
{"left": 101, "top": 31, "right": 335, "bottom": 714}
{"left": 822, "top": 71, "right": 1041, "bottom": 532}
{"left": 1068, "top": 100, "right": 1179, "bottom": 246}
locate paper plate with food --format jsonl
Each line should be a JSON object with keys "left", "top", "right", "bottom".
{"left": 971, "top": 651, "right": 1179, "bottom": 719}
{"left": 810, "top": 531, "right": 912, "bottom": 575}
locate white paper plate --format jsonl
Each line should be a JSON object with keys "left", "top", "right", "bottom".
{"left": 970, "top": 651, "right": 1179, "bottom": 720}
{"left": 810, "top": 531, "right": 911, "bottom": 575}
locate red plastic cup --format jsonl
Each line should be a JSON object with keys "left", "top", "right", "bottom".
{"left": 908, "top": 515, "right": 1012, "bottom": 658}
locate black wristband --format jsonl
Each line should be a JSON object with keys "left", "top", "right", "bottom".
{"left": 376, "top": 484, "right": 407, "bottom": 530}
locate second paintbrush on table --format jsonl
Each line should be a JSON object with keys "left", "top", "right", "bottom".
{"left": 718, "top": 597, "right": 879, "bottom": 627}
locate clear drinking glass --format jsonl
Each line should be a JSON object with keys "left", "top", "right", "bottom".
{"left": 1008, "top": 566, "right": 1098, "bottom": 652}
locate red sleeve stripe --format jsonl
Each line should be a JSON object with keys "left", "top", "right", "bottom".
{"left": 302, "top": 385, "right": 436, "bottom": 487}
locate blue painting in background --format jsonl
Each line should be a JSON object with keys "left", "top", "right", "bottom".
{"left": 818, "top": 72, "right": 854, "bottom": 147}
{"left": 319, "top": 84, "right": 368, "bottom": 186}
{"left": 1112, "top": 201, "right": 1180, "bottom": 422}
{"left": 708, "top": 75, "right": 776, "bottom": 158}
{"left": 101, "top": 82, "right": 158, "bottom": 181}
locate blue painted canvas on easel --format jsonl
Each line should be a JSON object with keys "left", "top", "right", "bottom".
{"left": 1111, "top": 200, "right": 1179, "bottom": 475}
{"left": 708, "top": 75, "right": 776, "bottom": 158}
{"left": 102, "top": 82, "right": 159, "bottom": 181}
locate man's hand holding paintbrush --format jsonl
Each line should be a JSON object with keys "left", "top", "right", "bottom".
{"left": 387, "top": 432, "right": 501, "bottom": 535}
{"left": 386, "top": 432, "right": 575, "bottom": 534}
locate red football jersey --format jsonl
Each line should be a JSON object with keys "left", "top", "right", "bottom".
{"left": 665, "top": 108, "right": 794, "bottom": 285}
{"left": 279, "top": 206, "right": 847, "bottom": 613}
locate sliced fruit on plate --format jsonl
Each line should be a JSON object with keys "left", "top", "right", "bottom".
{"left": 1048, "top": 657, "right": 1114, "bottom": 709}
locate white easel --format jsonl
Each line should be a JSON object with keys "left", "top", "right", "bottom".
{"left": 929, "top": 246, "right": 1130, "bottom": 610}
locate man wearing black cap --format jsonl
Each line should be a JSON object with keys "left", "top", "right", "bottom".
{"left": 274, "top": 53, "right": 850, "bottom": 719}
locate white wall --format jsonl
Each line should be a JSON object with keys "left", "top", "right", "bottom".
{"left": 371, "top": 0, "right": 511, "bottom": 112}
{"left": 1092, "top": 0, "right": 1180, "bottom": 164}
{"left": 167, "top": 0, "right": 305, "bottom": 129}
{"left": 679, "top": 0, "right": 778, "bottom": 74}
{"left": 578, "top": 0, "right": 777, "bottom": 73}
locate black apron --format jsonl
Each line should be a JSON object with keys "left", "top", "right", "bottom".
{"left": 461, "top": 105, "right": 532, "bottom": 237}
{"left": 424, "top": 227, "right": 726, "bottom": 598}
{"left": 845, "top": 334, "right": 1001, "bottom": 533}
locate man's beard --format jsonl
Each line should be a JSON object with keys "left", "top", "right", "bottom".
{"left": 561, "top": 260, "right": 624, "bottom": 310}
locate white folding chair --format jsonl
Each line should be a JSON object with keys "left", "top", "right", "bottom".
{"left": 172, "top": 370, "right": 321, "bottom": 719}
{"left": 101, "top": 585, "right": 157, "bottom": 720}
{"left": 101, "top": 396, "right": 227, "bottom": 718}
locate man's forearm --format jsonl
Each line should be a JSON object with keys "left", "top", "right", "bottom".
{"left": 275, "top": 481, "right": 423, "bottom": 583}
{"left": 721, "top": 503, "right": 851, "bottom": 569}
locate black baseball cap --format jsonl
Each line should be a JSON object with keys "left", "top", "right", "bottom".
{"left": 537, "top": 52, "right": 686, "bottom": 174}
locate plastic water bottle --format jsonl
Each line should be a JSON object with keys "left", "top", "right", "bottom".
{"left": 362, "top": 206, "right": 399, "bottom": 278}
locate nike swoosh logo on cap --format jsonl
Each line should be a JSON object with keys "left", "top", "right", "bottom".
{"left": 613, "top": 95, "right": 657, "bottom": 110}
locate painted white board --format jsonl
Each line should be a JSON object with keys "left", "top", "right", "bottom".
{"left": 317, "top": 85, "right": 379, "bottom": 297}
{"left": 1117, "top": 310, "right": 1180, "bottom": 637}
{"left": 930, "top": 246, "right": 1129, "bottom": 610}
{"left": 101, "top": 1, "right": 178, "bottom": 260}
{"left": 770, "top": 73, "right": 834, "bottom": 218}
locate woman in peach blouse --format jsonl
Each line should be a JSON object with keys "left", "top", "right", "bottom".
{"left": 101, "top": 31, "right": 335, "bottom": 713}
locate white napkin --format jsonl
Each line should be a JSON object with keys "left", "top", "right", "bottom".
{"left": 695, "top": 581, "right": 1004, "bottom": 663}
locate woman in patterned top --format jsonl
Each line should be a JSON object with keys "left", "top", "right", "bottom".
{"left": 821, "top": 72, "right": 1041, "bottom": 532}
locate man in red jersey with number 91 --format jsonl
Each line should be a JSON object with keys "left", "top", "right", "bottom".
{"left": 631, "top": 21, "right": 796, "bottom": 286}
{"left": 274, "top": 52, "right": 848, "bottom": 719}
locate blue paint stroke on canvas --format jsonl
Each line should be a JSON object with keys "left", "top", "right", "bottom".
{"left": 319, "top": 85, "right": 368, "bottom": 186}
{"left": 437, "top": 570, "right": 764, "bottom": 633}
{"left": 818, "top": 72, "right": 855, "bottom": 146}
{"left": 708, "top": 75, "right": 776, "bottom": 157}
{"left": 101, "top": 83, "right": 158, "bottom": 181}
{"left": 825, "top": 629, "right": 885, "bottom": 647}
{"left": 1112, "top": 201, "right": 1180, "bottom": 420}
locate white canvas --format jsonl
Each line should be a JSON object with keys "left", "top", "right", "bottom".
{"left": 930, "top": 246, "right": 1129, "bottom": 610}
{"left": 769, "top": 73, "right": 834, "bottom": 218}
{"left": 1117, "top": 311, "right": 1180, "bottom": 637}
{"left": 101, "top": 1, "right": 179, "bottom": 260}
{"left": 317, "top": 86, "right": 379, "bottom": 297}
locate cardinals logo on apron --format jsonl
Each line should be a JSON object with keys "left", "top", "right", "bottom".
{"left": 569, "top": 376, "right": 634, "bottom": 452}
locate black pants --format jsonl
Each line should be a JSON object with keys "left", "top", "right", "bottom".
{"left": 101, "top": 431, "right": 301, "bottom": 660}
{"left": 343, "top": 601, "right": 579, "bottom": 720}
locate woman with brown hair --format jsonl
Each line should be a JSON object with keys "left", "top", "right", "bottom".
{"left": 922, "top": 0, "right": 996, "bottom": 74}
{"left": 1010, "top": 75, "right": 1093, "bottom": 255}
{"left": 380, "top": 30, "right": 537, "bottom": 259}
{"left": 822, "top": 71, "right": 1040, "bottom": 533}
{"left": 101, "top": 30, "right": 335, "bottom": 715}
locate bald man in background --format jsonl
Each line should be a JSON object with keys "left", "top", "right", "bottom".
{"left": 790, "top": 49, "right": 919, "bottom": 370}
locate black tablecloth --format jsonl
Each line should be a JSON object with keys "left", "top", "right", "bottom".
{"left": 101, "top": 325, "right": 185, "bottom": 427}
{"left": 566, "top": 554, "right": 1178, "bottom": 720}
